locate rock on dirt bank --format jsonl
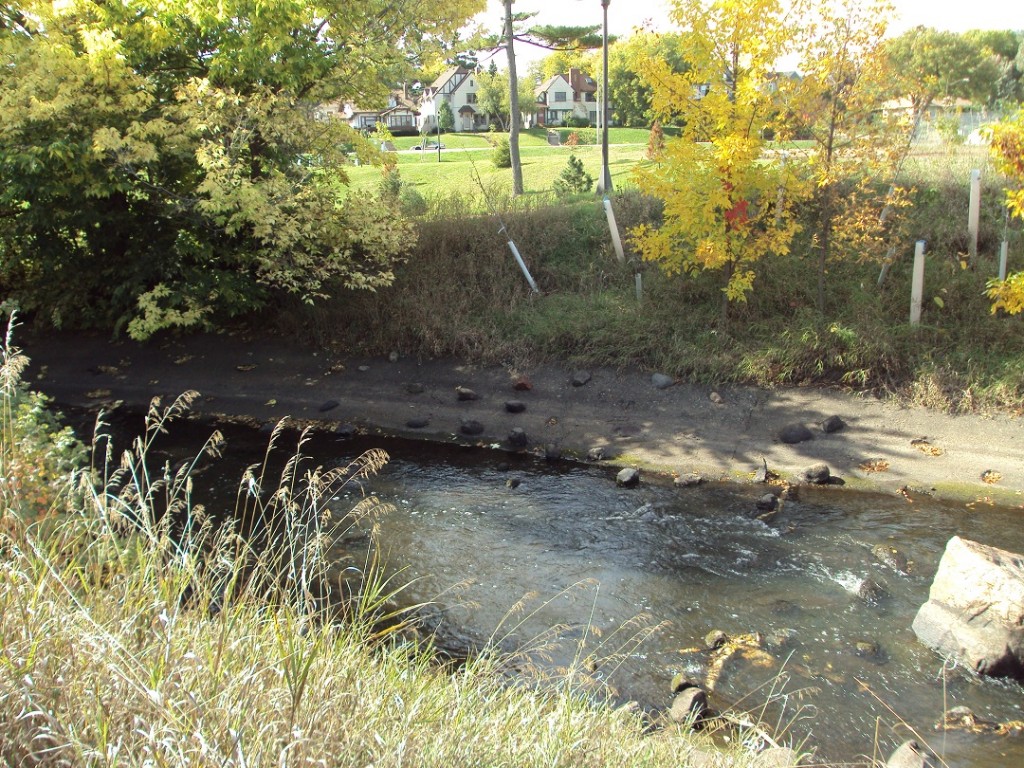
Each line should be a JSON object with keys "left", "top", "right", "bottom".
{"left": 22, "top": 329, "right": 1024, "bottom": 506}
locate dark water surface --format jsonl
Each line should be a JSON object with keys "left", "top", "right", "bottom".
{"left": 106, "top": 414, "right": 1024, "bottom": 767}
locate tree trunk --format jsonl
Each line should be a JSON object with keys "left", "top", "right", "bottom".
{"left": 504, "top": 0, "right": 524, "bottom": 195}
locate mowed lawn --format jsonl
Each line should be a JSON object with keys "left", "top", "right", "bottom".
{"left": 343, "top": 128, "right": 655, "bottom": 198}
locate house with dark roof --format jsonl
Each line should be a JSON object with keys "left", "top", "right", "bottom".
{"left": 535, "top": 68, "right": 602, "bottom": 127}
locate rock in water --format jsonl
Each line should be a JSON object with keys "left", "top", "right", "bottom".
{"left": 800, "top": 463, "right": 831, "bottom": 484}
{"left": 912, "top": 536, "right": 1024, "bottom": 678}
{"left": 886, "top": 740, "right": 937, "bottom": 768}
{"left": 616, "top": 467, "right": 640, "bottom": 488}
{"left": 668, "top": 687, "right": 708, "bottom": 725}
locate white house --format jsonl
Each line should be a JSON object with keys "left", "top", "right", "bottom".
{"left": 535, "top": 68, "right": 599, "bottom": 127}
{"left": 418, "top": 67, "right": 488, "bottom": 133}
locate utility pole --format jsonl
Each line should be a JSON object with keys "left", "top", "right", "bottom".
{"left": 597, "top": 0, "right": 612, "bottom": 194}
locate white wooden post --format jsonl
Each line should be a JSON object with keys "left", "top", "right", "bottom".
{"left": 999, "top": 240, "right": 1008, "bottom": 281}
{"left": 910, "top": 240, "right": 926, "bottom": 325}
{"left": 603, "top": 197, "right": 625, "bottom": 264}
{"left": 968, "top": 169, "right": 981, "bottom": 261}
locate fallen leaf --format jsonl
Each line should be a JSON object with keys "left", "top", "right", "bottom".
{"left": 237, "top": 364, "right": 257, "bottom": 372}
{"left": 86, "top": 389, "right": 112, "bottom": 399}
{"left": 911, "top": 439, "right": 944, "bottom": 456}
{"left": 265, "top": 398, "right": 277, "bottom": 406}
{"left": 173, "top": 355, "right": 192, "bottom": 365}
{"left": 859, "top": 459, "right": 890, "bottom": 473}
{"left": 980, "top": 470, "right": 1002, "bottom": 484}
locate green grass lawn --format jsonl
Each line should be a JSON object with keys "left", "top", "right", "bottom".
{"left": 349, "top": 128, "right": 651, "bottom": 199}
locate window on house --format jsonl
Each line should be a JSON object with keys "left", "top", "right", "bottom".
{"left": 554, "top": 91, "right": 567, "bottom": 102}
{"left": 466, "top": 93, "right": 477, "bottom": 104}
{"left": 547, "top": 110, "right": 558, "bottom": 123}
{"left": 585, "top": 93, "right": 596, "bottom": 102}
{"left": 589, "top": 111, "right": 597, "bottom": 124}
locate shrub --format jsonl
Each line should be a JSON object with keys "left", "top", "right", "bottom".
{"left": 493, "top": 137, "right": 512, "bottom": 168}
{"left": 553, "top": 155, "right": 595, "bottom": 197}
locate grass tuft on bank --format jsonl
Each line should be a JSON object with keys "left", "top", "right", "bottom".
{"left": 0, "top": 322, "right": 795, "bottom": 768}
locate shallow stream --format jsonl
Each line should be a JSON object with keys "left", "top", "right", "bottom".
{"left": 124, "top": 416, "right": 1024, "bottom": 767}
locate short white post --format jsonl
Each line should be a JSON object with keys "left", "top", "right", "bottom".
{"left": 968, "top": 168, "right": 981, "bottom": 261}
{"left": 635, "top": 272, "right": 643, "bottom": 302}
{"left": 603, "top": 197, "right": 626, "bottom": 264}
{"left": 999, "top": 240, "right": 1008, "bottom": 281}
{"left": 910, "top": 240, "right": 926, "bottom": 325}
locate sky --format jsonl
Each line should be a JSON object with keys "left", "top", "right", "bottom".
{"left": 475, "top": 0, "right": 1023, "bottom": 70}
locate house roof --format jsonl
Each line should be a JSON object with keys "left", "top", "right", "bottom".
{"left": 428, "top": 66, "right": 470, "bottom": 93}
{"left": 568, "top": 68, "right": 597, "bottom": 94}
{"left": 536, "top": 73, "right": 570, "bottom": 96}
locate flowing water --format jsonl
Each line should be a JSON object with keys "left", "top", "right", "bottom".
{"left": 122, "top": 417, "right": 1024, "bottom": 767}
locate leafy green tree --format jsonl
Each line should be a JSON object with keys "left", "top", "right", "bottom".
{"left": 630, "top": 0, "right": 802, "bottom": 324}
{"left": 607, "top": 32, "right": 689, "bottom": 127}
{"left": 0, "top": 0, "right": 483, "bottom": 336}
{"left": 437, "top": 100, "right": 455, "bottom": 133}
{"left": 477, "top": 66, "right": 537, "bottom": 131}
{"left": 964, "top": 30, "right": 1024, "bottom": 107}
{"left": 883, "top": 27, "right": 993, "bottom": 119}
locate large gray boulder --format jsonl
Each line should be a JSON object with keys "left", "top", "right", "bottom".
{"left": 912, "top": 536, "right": 1024, "bottom": 678}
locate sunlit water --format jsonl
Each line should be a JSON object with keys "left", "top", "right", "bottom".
{"left": 114, "top": 417, "right": 1024, "bottom": 767}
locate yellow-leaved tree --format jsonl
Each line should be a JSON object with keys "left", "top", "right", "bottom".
{"left": 987, "top": 110, "right": 1024, "bottom": 314}
{"left": 630, "top": 0, "right": 804, "bottom": 325}
{"left": 784, "top": 0, "right": 912, "bottom": 312}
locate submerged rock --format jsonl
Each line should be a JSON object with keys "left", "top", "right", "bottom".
{"left": 504, "top": 400, "right": 527, "bottom": 414}
{"left": 872, "top": 543, "right": 910, "bottom": 574}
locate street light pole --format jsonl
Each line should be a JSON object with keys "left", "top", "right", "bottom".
{"left": 597, "top": 0, "right": 612, "bottom": 194}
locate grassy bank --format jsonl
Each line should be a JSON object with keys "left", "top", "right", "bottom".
{"left": 0, "top": 327, "right": 794, "bottom": 767}
{"left": 290, "top": 143, "right": 1023, "bottom": 414}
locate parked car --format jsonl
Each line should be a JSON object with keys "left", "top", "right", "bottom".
{"left": 412, "top": 142, "right": 445, "bottom": 150}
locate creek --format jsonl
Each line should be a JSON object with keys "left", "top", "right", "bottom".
{"left": 112, "top": 414, "right": 1024, "bottom": 767}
